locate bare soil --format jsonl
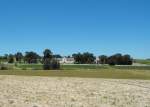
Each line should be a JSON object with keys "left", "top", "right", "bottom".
{"left": 0, "top": 75, "right": 150, "bottom": 107}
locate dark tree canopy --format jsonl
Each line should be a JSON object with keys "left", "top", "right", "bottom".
{"left": 43, "top": 59, "right": 60, "bottom": 70}
{"left": 99, "top": 55, "right": 108, "bottom": 64}
{"left": 72, "top": 52, "right": 96, "bottom": 64}
{"left": 53, "top": 54, "right": 62, "bottom": 58}
{"left": 15, "top": 52, "right": 23, "bottom": 63}
{"left": 108, "top": 54, "right": 133, "bottom": 65}
{"left": 24, "top": 52, "right": 40, "bottom": 64}
{"left": 0, "top": 49, "right": 133, "bottom": 67}
{"left": 43, "top": 49, "right": 60, "bottom": 70}
{"left": 8, "top": 54, "right": 14, "bottom": 63}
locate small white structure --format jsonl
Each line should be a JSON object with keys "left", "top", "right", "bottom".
{"left": 95, "top": 57, "right": 100, "bottom": 64}
{"left": 56, "top": 57, "right": 75, "bottom": 64}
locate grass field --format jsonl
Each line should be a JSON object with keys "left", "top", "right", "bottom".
{"left": 0, "top": 68, "right": 150, "bottom": 80}
{"left": 135, "top": 59, "right": 150, "bottom": 65}
{"left": 0, "top": 64, "right": 150, "bottom": 80}
{"left": 17, "top": 64, "right": 150, "bottom": 70}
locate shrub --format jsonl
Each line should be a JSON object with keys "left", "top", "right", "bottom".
{"left": 107, "top": 54, "right": 133, "bottom": 65}
{"left": 50, "top": 59, "right": 60, "bottom": 70}
{"left": 43, "top": 59, "right": 60, "bottom": 70}
{"left": 108, "top": 56, "right": 116, "bottom": 66}
{"left": 22, "top": 68, "right": 27, "bottom": 70}
{"left": 0, "top": 64, "right": 8, "bottom": 70}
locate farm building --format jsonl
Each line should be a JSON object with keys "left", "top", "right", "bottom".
{"left": 56, "top": 57, "right": 75, "bottom": 64}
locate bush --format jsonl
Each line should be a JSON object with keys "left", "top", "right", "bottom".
{"left": 43, "top": 59, "right": 60, "bottom": 70}
{"left": 50, "top": 59, "right": 60, "bottom": 70}
{"left": 0, "top": 64, "right": 8, "bottom": 70}
{"left": 107, "top": 54, "right": 133, "bottom": 66}
{"left": 108, "top": 56, "right": 116, "bottom": 66}
{"left": 22, "top": 68, "right": 27, "bottom": 70}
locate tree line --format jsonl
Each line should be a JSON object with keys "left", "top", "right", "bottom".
{"left": 0, "top": 49, "right": 133, "bottom": 66}
{"left": 99, "top": 54, "right": 133, "bottom": 65}
{"left": 0, "top": 49, "right": 60, "bottom": 70}
{"left": 72, "top": 52, "right": 133, "bottom": 65}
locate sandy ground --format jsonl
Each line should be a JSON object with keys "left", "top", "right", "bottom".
{"left": 0, "top": 76, "right": 150, "bottom": 107}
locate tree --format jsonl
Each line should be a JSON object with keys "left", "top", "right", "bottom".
{"left": 43, "top": 58, "right": 51, "bottom": 70}
{"left": 72, "top": 53, "right": 82, "bottom": 64}
{"left": 15, "top": 52, "right": 23, "bottom": 63}
{"left": 108, "top": 55, "right": 116, "bottom": 66}
{"left": 53, "top": 54, "right": 62, "bottom": 58}
{"left": 4, "top": 54, "right": 8, "bottom": 60}
{"left": 113, "top": 53, "right": 122, "bottom": 65}
{"left": 108, "top": 54, "right": 133, "bottom": 65}
{"left": 24, "top": 52, "right": 40, "bottom": 64}
{"left": 83, "top": 52, "right": 96, "bottom": 64}
{"left": 122, "top": 54, "right": 133, "bottom": 65}
{"left": 43, "top": 49, "right": 53, "bottom": 60}
{"left": 99, "top": 55, "right": 108, "bottom": 64}
{"left": 43, "top": 49, "right": 60, "bottom": 70}
{"left": 43, "top": 59, "right": 60, "bottom": 70}
{"left": 72, "top": 52, "right": 95, "bottom": 64}
{"left": 8, "top": 54, "right": 14, "bottom": 63}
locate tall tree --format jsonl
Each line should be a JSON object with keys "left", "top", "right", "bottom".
{"left": 108, "top": 54, "right": 133, "bottom": 65}
{"left": 122, "top": 54, "right": 133, "bottom": 65}
{"left": 72, "top": 52, "right": 95, "bottom": 64}
{"left": 43, "top": 49, "right": 60, "bottom": 70}
{"left": 43, "top": 49, "right": 53, "bottom": 60}
{"left": 53, "top": 54, "right": 62, "bottom": 58}
{"left": 113, "top": 53, "right": 122, "bottom": 65}
{"left": 15, "top": 52, "right": 23, "bottom": 63}
{"left": 24, "top": 52, "right": 40, "bottom": 64}
{"left": 99, "top": 55, "right": 108, "bottom": 64}
{"left": 8, "top": 54, "right": 15, "bottom": 63}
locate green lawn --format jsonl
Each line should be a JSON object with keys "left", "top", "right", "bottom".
{"left": 1, "top": 64, "right": 150, "bottom": 80}
{"left": 135, "top": 59, "right": 150, "bottom": 65}
{"left": 17, "top": 64, "right": 150, "bottom": 70}
{"left": 0, "top": 69, "right": 150, "bottom": 80}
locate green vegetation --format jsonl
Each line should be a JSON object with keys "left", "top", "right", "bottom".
{"left": 0, "top": 69, "right": 150, "bottom": 80}
{"left": 0, "top": 49, "right": 134, "bottom": 66}
{"left": 0, "top": 49, "right": 149, "bottom": 80}
{"left": 135, "top": 59, "right": 150, "bottom": 65}
{"left": 16, "top": 64, "right": 150, "bottom": 70}
{"left": 0, "top": 64, "right": 150, "bottom": 80}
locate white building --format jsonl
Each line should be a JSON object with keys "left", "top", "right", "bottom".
{"left": 95, "top": 57, "right": 100, "bottom": 64}
{"left": 56, "top": 57, "right": 75, "bottom": 64}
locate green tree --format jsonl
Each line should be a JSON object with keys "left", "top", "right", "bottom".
{"left": 8, "top": 54, "right": 14, "bottom": 63}
{"left": 72, "top": 52, "right": 95, "bottom": 64}
{"left": 43, "top": 49, "right": 60, "bottom": 70}
{"left": 24, "top": 52, "right": 40, "bottom": 64}
{"left": 53, "top": 54, "right": 62, "bottom": 58}
{"left": 43, "top": 49, "right": 53, "bottom": 60}
{"left": 122, "top": 54, "right": 133, "bottom": 65}
{"left": 15, "top": 52, "right": 23, "bottom": 63}
{"left": 43, "top": 59, "right": 60, "bottom": 70}
{"left": 108, "top": 54, "right": 133, "bottom": 65}
{"left": 99, "top": 55, "right": 108, "bottom": 64}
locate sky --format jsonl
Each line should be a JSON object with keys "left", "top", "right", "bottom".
{"left": 0, "top": 0, "right": 150, "bottom": 58}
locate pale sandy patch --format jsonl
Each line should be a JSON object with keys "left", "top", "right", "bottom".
{"left": 0, "top": 75, "right": 150, "bottom": 107}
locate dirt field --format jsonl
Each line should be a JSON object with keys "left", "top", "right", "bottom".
{"left": 0, "top": 75, "right": 150, "bottom": 107}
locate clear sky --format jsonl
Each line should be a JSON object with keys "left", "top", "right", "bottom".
{"left": 0, "top": 0, "right": 149, "bottom": 58}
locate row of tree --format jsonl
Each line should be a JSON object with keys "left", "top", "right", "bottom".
{"left": 72, "top": 53, "right": 133, "bottom": 65}
{"left": 72, "top": 52, "right": 95, "bottom": 64}
{"left": 0, "top": 50, "right": 61, "bottom": 64}
{"left": 99, "top": 54, "right": 133, "bottom": 65}
{"left": 0, "top": 49, "right": 133, "bottom": 65}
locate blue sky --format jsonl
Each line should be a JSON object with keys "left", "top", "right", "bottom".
{"left": 0, "top": 0, "right": 149, "bottom": 58}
